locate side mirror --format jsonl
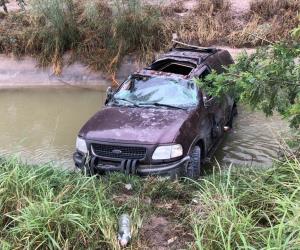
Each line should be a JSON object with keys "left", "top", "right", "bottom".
{"left": 106, "top": 86, "right": 114, "bottom": 100}
{"left": 105, "top": 86, "right": 114, "bottom": 105}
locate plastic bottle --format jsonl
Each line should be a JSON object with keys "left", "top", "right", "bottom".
{"left": 118, "top": 214, "right": 131, "bottom": 247}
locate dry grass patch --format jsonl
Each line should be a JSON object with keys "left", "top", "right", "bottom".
{"left": 0, "top": 12, "right": 30, "bottom": 55}
{"left": 0, "top": 0, "right": 169, "bottom": 76}
{"left": 229, "top": 0, "right": 300, "bottom": 46}
{"left": 250, "top": 0, "right": 300, "bottom": 18}
{"left": 176, "top": 0, "right": 234, "bottom": 46}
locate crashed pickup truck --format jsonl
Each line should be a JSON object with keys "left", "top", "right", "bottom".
{"left": 73, "top": 42, "right": 236, "bottom": 179}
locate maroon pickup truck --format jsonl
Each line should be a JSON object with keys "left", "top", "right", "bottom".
{"left": 74, "top": 42, "right": 236, "bottom": 179}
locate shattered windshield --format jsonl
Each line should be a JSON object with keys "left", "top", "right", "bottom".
{"left": 110, "top": 75, "right": 198, "bottom": 109}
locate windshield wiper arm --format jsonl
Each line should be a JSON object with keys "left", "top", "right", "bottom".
{"left": 138, "top": 102, "right": 187, "bottom": 110}
{"left": 113, "top": 98, "right": 139, "bottom": 107}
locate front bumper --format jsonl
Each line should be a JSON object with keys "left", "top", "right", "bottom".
{"left": 73, "top": 151, "right": 190, "bottom": 176}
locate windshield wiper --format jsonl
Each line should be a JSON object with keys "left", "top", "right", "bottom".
{"left": 138, "top": 102, "right": 187, "bottom": 110}
{"left": 112, "top": 98, "right": 139, "bottom": 107}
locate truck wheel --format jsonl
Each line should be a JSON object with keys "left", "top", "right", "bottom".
{"left": 186, "top": 146, "right": 201, "bottom": 179}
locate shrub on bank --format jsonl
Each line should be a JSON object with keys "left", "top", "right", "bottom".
{"left": 176, "top": 0, "right": 234, "bottom": 46}
{"left": 28, "top": 0, "right": 80, "bottom": 74}
{"left": 0, "top": 0, "right": 168, "bottom": 76}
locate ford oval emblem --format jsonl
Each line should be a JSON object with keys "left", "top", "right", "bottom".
{"left": 112, "top": 149, "right": 122, "bottom": 154}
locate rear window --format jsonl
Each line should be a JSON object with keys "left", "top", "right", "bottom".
{"left": 160, "top": 63, "right": 194, "bottom": 75}
{"left": 150, "top": 59, "right": 196, "bottom": 75}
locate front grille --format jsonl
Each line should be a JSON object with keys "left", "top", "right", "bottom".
{"left": 92, "top": 143, "right": 146, "bottom": 160}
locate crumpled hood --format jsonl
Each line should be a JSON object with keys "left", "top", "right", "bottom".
{"left": 79, "top": 106, "right": 190, "bottom": 144}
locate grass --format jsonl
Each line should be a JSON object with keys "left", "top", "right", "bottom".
{"left": 229, "top": 0, "right": 300, "bottom": 46}
{"left": 0, "top": 157, "right": 119, "bottom": 249}
{"left": 191, "top": 156, "right": 300, "bottom": 249}
{"left": 175, "top": 0, "right": 234, "bottom": 46}
{"left": 1, "top": 0, "right": 299, "bottom": 76}
{"left": 28, "top": 0, "right": 80, "bottom": 74}
{"left": 0, "top": 153, "right": 299, "bottom": 249}
{"left": 0, "top": 0, "right": 169, "bottom": 78}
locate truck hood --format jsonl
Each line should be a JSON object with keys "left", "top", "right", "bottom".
{"left": 79, "top": 106, "right": 191, "bottom": 144}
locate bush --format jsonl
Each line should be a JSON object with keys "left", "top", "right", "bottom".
{"left": 75, "top": 0, "right": 114, "bottom": 72}
{"left": 250, "top": 0, "right": 300, "bottom": 19}
{"left": 197, "top": 43, "right": 300, "bottom": 128}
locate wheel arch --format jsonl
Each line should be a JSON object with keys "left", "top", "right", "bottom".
{"left": 188, "top": 137, "right": 206, "bottom": 160}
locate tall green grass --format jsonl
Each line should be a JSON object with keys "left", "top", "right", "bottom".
{"left": 19, "top": 0, "right": 168, "bottom": 75}
{"left": 1, "top": 155, "right": 299, "bottom": 249}
{"left": 190, "top": 157, "right": 300, "bottom": 249}
{"left": 0, "top": 158, "right": 119, "bottom": 249}
{"left": 28, "top": 0, "right": 79, "bottom": 74}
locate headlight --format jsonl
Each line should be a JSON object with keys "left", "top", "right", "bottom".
{"left": 76, "top": 137, "right": 87, "bottom": 154}
{"left": 152, "top": 144, "right": 183, "bottom": 160}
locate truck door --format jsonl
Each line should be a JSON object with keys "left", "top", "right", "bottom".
{"left": 198, "top": 66, "right": 226, "bottom": 147}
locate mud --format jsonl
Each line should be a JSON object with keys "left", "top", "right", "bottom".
{"left": 140, "top": 216, "right": 193, "bottom": 249}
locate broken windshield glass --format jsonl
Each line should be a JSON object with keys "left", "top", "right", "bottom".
{"left": 111, "top": 76, "right": 198, "bottom": 108}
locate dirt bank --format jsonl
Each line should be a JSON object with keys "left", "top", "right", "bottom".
{"left": 0, "top": 0, "right": 254, "bottom": 88}
{"left": 0, "top": 54, "right": 142, "bottom": 88}
{"left": 0, "top": 55, "right": 108, "bottom": 88}
{"left": 0, "top": 47, "right": 253, "bottom": 88}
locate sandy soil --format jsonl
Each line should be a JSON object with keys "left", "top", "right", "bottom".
{"left": 231, "top": 0, "right": 251, "bottom": 14}
{"left": 2, "top": 1, "right": 21, "bottom": 12}
{"left": 139, "top": 216, "right": 193, "bottom": 249}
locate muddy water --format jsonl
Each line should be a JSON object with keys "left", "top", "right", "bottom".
{"left": 0, "top": 88, "right": 288, "bottom": 168}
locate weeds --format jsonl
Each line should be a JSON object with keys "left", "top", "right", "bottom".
{"left": 0, "top": 0, "right": 168, "bottom": 76}
{"left": 0, "top": 0, "right": 299, "bottom": 74}
{"left": 113, "top": 0, "right": 169, "bottom": 64}
{"left": 0, "top": 158, "right": 118, "bottom": 249}
{"left": 1, "top": 154, "right": 299, "bottom": 249}
{"left": 176, "top": 0, "right": 233, "bottom": 45}
{"left": 28, "top": 0, "right": 80, "bottom": 74}
{"left": 190, "top": 156, "right": 300, "bottom": 249}
{"left": 230, "top": 0, "right": 300, "bottom": 46}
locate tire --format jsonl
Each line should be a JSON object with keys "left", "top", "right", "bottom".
{"left": 186, "top": 146, "right": 201, "bottom": 179}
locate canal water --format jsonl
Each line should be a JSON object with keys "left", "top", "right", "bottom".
{"left": 0, "top": 88, "right": 288, "bottom": 168}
